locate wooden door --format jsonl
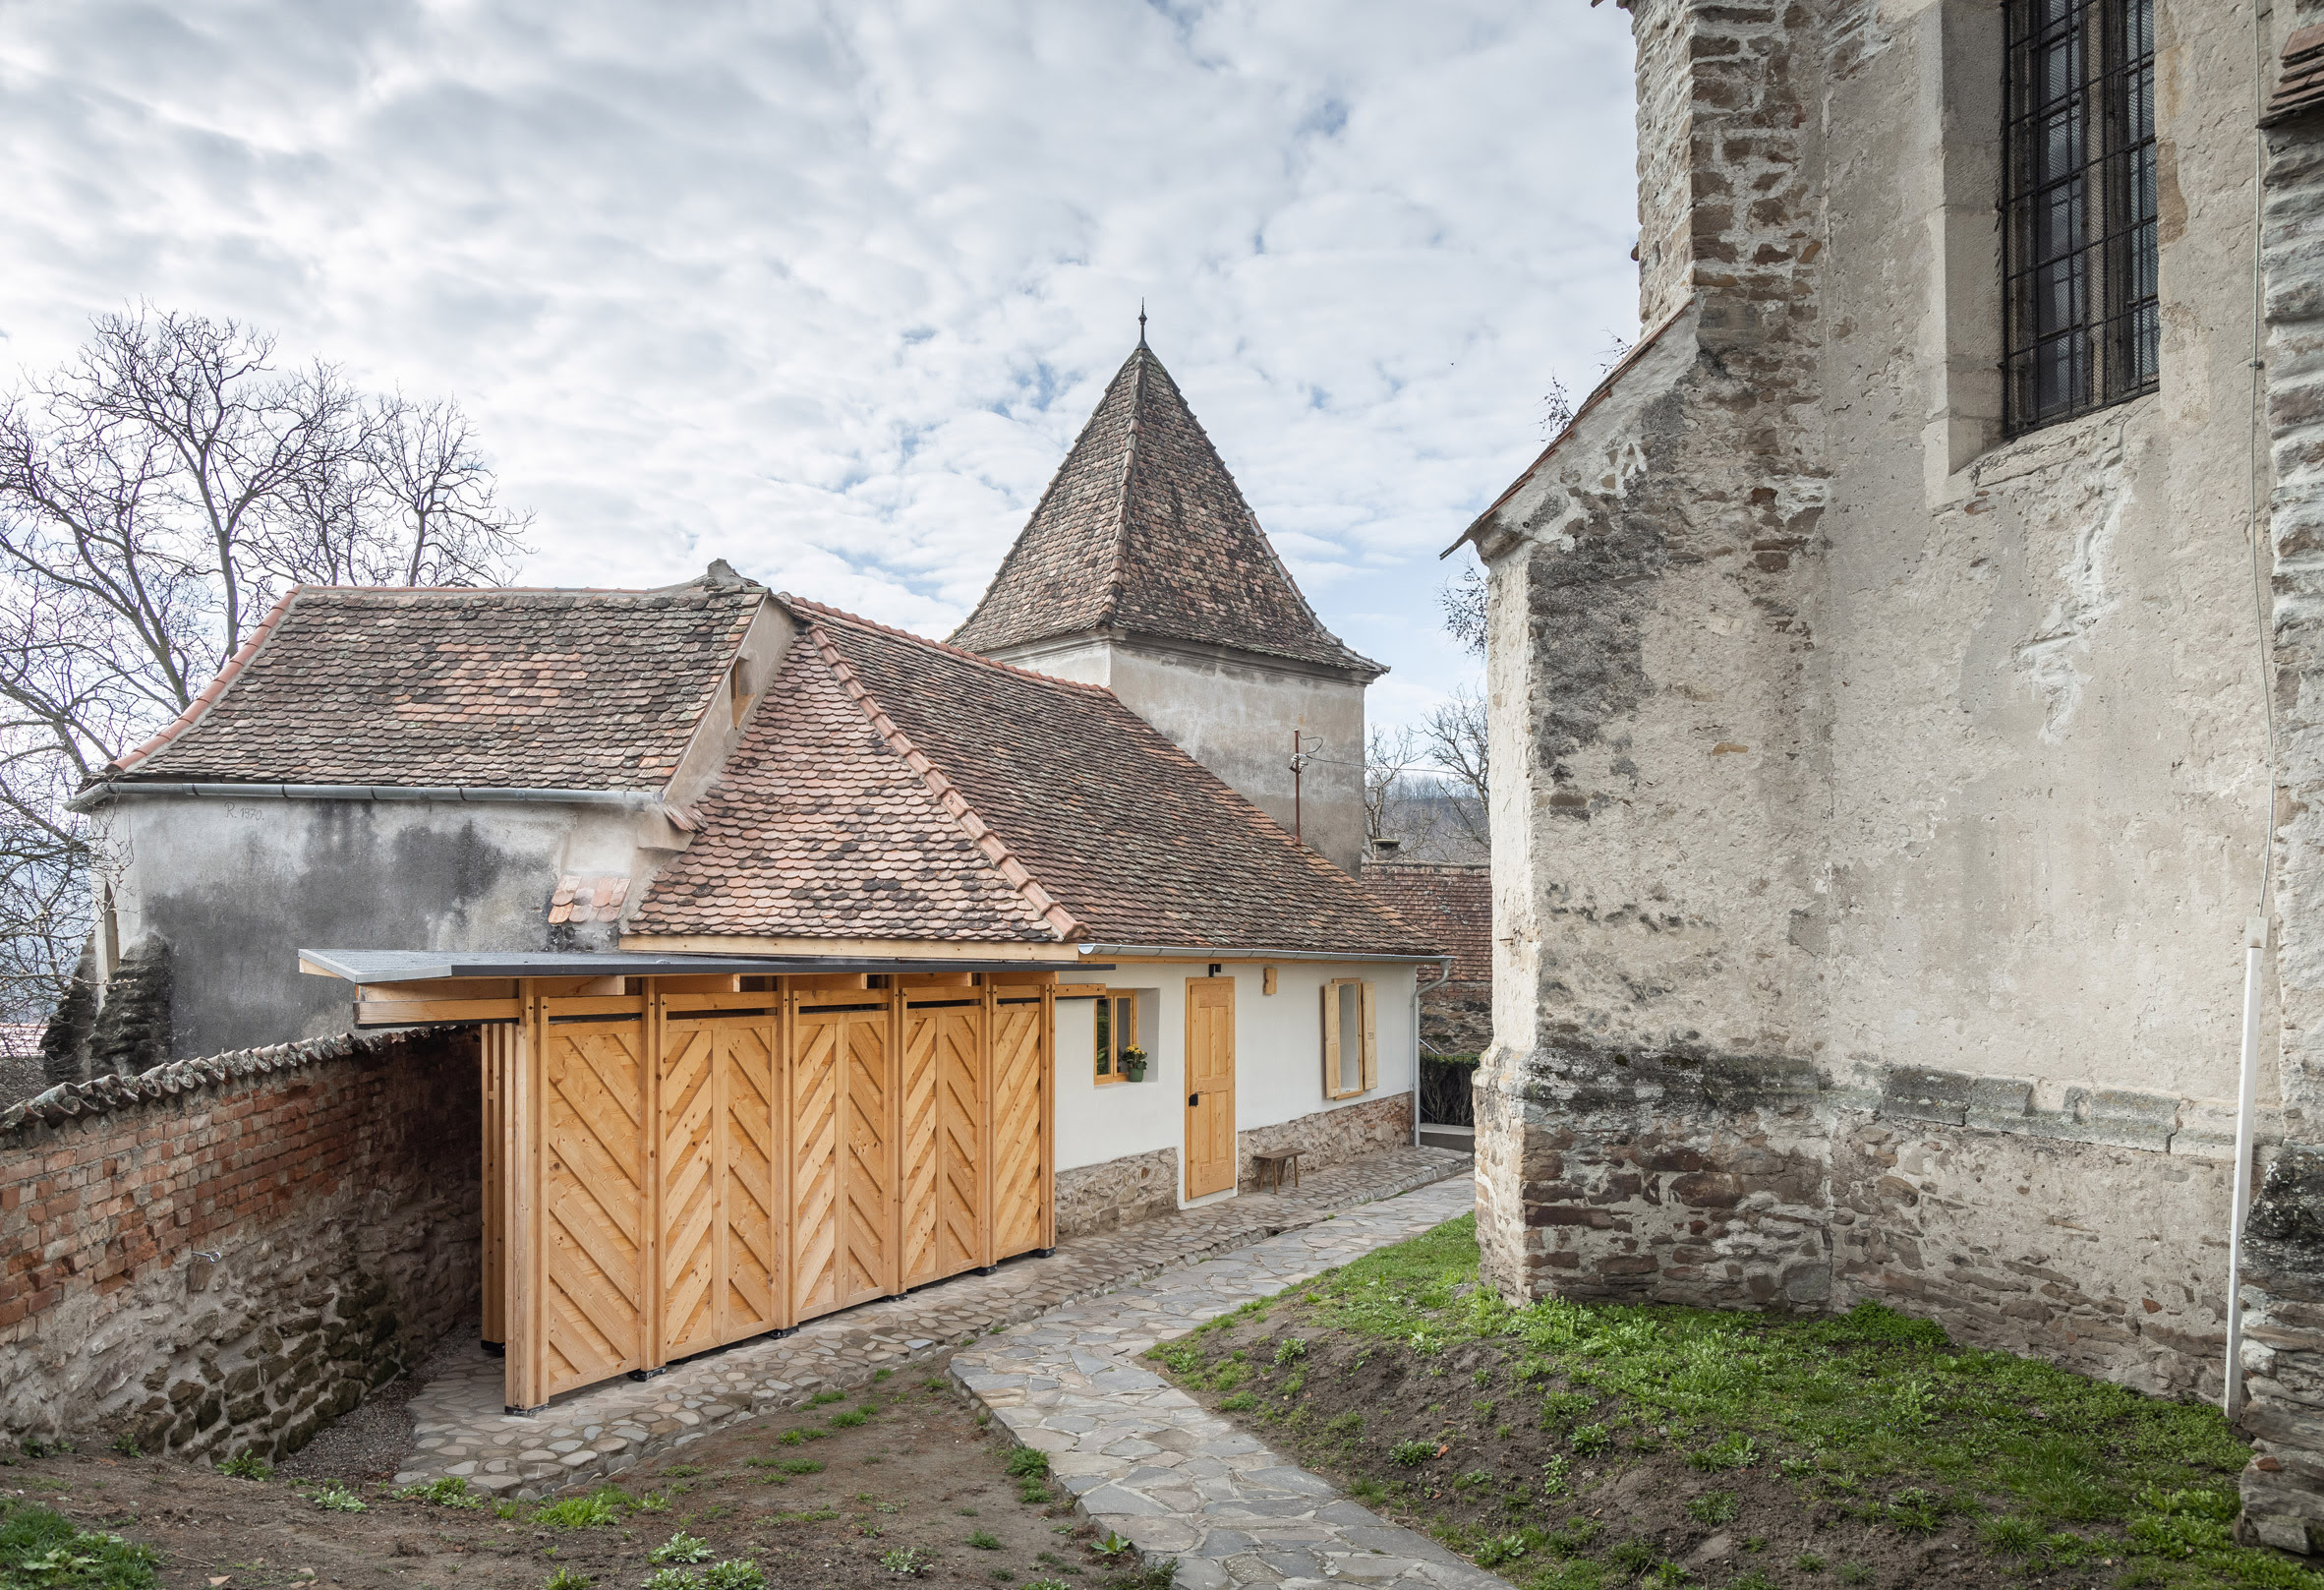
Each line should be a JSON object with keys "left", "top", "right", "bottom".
{"left": 658, "top": 1011, "right": 784, "bottom": 1362}
{"left": 990, "top": 992, "right": 1049, "bottom": 1258}
{"left": 539, "top": 1016, "right": 651, "bottom": 1396}
{"left": 842, "top": 1006, "right": 898, "bottom": 1304}
{"left": 790, "top": 994, "right": 899, "bottom": 1322}
{"left": 939, "top": 1001, "right": 989, "bottom": 1274}
{"left": 1185, "top": 978, "right": 1237, "bottom": 1199}
{"left": 901, "top": 996, "right": 987, "bottom": 1288}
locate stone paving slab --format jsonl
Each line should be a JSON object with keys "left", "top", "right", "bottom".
{"left": 951, "top": 1177, "right": 1506, "bottom": 1590}
{"left": 392, "top": 1146, "right": 1470, "bottom": 1498}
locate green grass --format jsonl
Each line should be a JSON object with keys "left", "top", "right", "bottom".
{"left": 393, "top": 1476, "right": 488, "bottom": 1510}
{"left": 1151, "top": 1211, "right": 2313, "bottom": 1590}
{"left": 531, "top": 1488, "right": 629, "bottom": 1528}
{"left": 0, "top": 1499, "right": 158, "bottom": 1589}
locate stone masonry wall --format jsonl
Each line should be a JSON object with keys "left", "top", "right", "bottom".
{"left": 1055, "top": 1146, "right": 1180, "bottom": 1240}
{"left": 1468, "top": 0, "right": 2276, "bottom": 1425}
{"left": 0, "top": 1028, "right": 480, "bottom": 1461}
{"left": 1236, "top": 1094, "right": 1414, "bottom": 1193}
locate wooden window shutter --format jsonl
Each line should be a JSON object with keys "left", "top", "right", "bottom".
{"left": 1359, "top": 980, "right": 1378, "bottom": 1093}
{"left": 1320, "top": 981, "right": 1341, "bottom": 1096}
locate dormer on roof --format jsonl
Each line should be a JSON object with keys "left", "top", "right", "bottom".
{"left": 950, "top": 340, "right": 1380, "bottom": 874}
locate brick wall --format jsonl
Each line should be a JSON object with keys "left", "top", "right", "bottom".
{"left": 0, "top": 1028, "right": 480, "bottom": 1461}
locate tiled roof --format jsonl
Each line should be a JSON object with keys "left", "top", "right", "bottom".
{"left": 633, "top": 601, "right": 1433, "bottom": 957}
{"left": 2269, "top": 25, "right": 2324, "bottom": 125}
{"left": 1360, "top": 861, "right": 1490, "bottom": 983}
{"left": 949, "top": 344, "right": 1383, "bottom": 677}
{"left": 102, "top": 580, "right": 761, "bottom": 790}
{"left": 629, "top": 623, "right": 1060, "bottom": 944}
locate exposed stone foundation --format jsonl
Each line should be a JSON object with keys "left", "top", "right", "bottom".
{"left": 1480, "top": 1048, "right": 2246, "bottom": 1397}
{"left": 1236, "top": 1093, "right": 1414, "bottom": 1192}
{"left": 2238, "top": 1147, "right": 2324, "bottom": 1552}
{"left": 1055, "top": 1146, "right": 1180, "bottom": 1239}
{"left": 0, "top": 1028, "right": 480, "bottom": 1461}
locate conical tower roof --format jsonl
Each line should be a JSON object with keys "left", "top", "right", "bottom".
{"left": 950, "top": 343, "right": 1383, "bottom": 677}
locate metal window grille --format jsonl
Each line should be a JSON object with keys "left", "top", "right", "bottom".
{"left": 2002, "top": 0, "right": 2158, "bottom": 434}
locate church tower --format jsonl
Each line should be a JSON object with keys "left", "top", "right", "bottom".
{"left": 952, "top": 339, "right": 1383, "bottom": 875}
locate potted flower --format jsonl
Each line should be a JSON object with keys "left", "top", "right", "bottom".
{"left": 1120, "top": 1044, "right": 1148, "bottom": 1083}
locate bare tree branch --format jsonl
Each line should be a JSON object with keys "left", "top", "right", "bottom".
{"left": 1419, "top": 684, "right": 1490, "bottom": 852}
{"left": 0, "top": 305, "right": 532, "bottom": 1024}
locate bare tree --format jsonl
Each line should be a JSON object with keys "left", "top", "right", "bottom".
{"left": 1441, "top": 561, "right": 1485, "bottom": 659}
{"left": 1364, "top": 725, "right": 1424, "bottom": 854}
{"left": 0, "top": 306, "right": 530, "bottom": 1021}
{"left": 1419, "top": 684, "right": 1489, "bottom": 852}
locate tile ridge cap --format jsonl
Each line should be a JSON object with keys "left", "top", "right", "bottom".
{"left": 804, "top": 619, "right": 1086, "bottom": 943}
{"left": 1108, "top": 347, "right": 1149, "bottom": 618}
{"left": 784, "top": 598, "right": 1115, "bottom": 694}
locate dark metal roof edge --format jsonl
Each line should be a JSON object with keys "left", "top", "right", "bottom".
{"left": 302, "top": 948, "right": 1117, "bottom": 981}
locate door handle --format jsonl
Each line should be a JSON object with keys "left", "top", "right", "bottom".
{"left": 1189, "top": 1093, "right": 1199, "bottom": 1108}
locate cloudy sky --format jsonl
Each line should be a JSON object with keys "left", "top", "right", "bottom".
{"left": 0, "top": 1, "right": 1639, "bottom": 733}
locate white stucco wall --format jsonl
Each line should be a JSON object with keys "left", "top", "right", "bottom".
{"left": 1052, "top": 960, "right": 1419, "bottom": 1190}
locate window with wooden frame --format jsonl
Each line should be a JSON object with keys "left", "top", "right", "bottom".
{"left": 1093, "top": 991, "right": 1140, "bottom": 1084}
{"left": 1321, "top": 978, "right": 1377, "bottom": 1100}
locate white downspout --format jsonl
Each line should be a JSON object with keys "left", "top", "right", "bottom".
{"left": 2227, "top": 913, "right": 2267, "bottom": 1423}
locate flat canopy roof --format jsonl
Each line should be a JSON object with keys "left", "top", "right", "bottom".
{"left": 301, "top": 948, "right": 1115, "bottom": 983}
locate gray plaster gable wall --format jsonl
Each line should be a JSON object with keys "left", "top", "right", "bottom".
{"left": 97, "top": 795, "right": 682, "bottom": 1060}
{"left": 986, "top": 631, "right": 1370, "bottom": 876}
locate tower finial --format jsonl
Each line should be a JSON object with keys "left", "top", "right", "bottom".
{"left": 1137, "top": 300, "right": 1147, "bottom": 348}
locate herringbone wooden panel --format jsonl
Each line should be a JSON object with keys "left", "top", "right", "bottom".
{"left": 542, "top": 1022, "right": 649, "bottom": 1396}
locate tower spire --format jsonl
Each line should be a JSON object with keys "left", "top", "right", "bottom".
{"left": 1137, "top": 300, "right": 1147, "bottom": 348}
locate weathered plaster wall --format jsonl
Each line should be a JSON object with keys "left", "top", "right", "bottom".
{"left": 995, "top": 634, "right": 1371, "bottom": 875}
{"left": 91, "top": 795, "right": 687, "bottom": 1060}
{"left": 0, "top": 1029, "right": 478, "bottom": 1460}
{"left": 1473, "top": 0, "right": 2274, "bottom": 1405}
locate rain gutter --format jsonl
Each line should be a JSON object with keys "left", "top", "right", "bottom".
{"left": 68, "top": 782, "right": 667, "bottom": 813}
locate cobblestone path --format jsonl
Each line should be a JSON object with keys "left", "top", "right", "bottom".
{"left": 952, "top": 1178, "right": 1501, "bottom": 1590}
{"left": 392, "top": 1146, "right": 1468, "bottom": 1498}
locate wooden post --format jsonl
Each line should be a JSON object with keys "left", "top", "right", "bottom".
{"left": 505, "top": 983, "right": 546, "bottom": 1412}
{"left": 645, "top": 978, "right": 667, "bottom": 1372}
{"left": 980, "top": 983, "right": 998, "bottom": 1269}
{"left": 1040, "top": 984, "right": 1057, "bottom": 1251}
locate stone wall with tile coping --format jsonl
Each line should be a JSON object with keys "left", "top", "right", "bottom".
{"left": 0, "top": 1028, "right": 479, "bottom": 1460}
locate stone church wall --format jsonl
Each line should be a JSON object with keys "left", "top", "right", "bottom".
{"left": 1471, "top": 0, "right": 2275, "bottom": 1427}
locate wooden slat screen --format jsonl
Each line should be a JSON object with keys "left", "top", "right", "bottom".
{"left": 538, "top": 1016, "right": 651, "bottom": 1397}
{"left": 498, "top": 977, "right": 1054, "bottom": 1408}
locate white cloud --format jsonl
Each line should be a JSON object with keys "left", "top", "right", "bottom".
{"left": 0, "top": 0, "right": 1638, "bottom": 727}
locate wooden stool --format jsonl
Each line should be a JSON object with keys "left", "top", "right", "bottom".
{"left": 1252, "top": 1150, "right": 1304, "bottom": 1194}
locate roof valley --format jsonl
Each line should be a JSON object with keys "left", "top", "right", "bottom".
{"left": 804, "top": 619, "right": 1083, "bottom": 942}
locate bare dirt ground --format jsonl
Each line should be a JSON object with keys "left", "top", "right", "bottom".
{"left": 0, "top": 1359, "right": 1149, "bottom": 1590}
